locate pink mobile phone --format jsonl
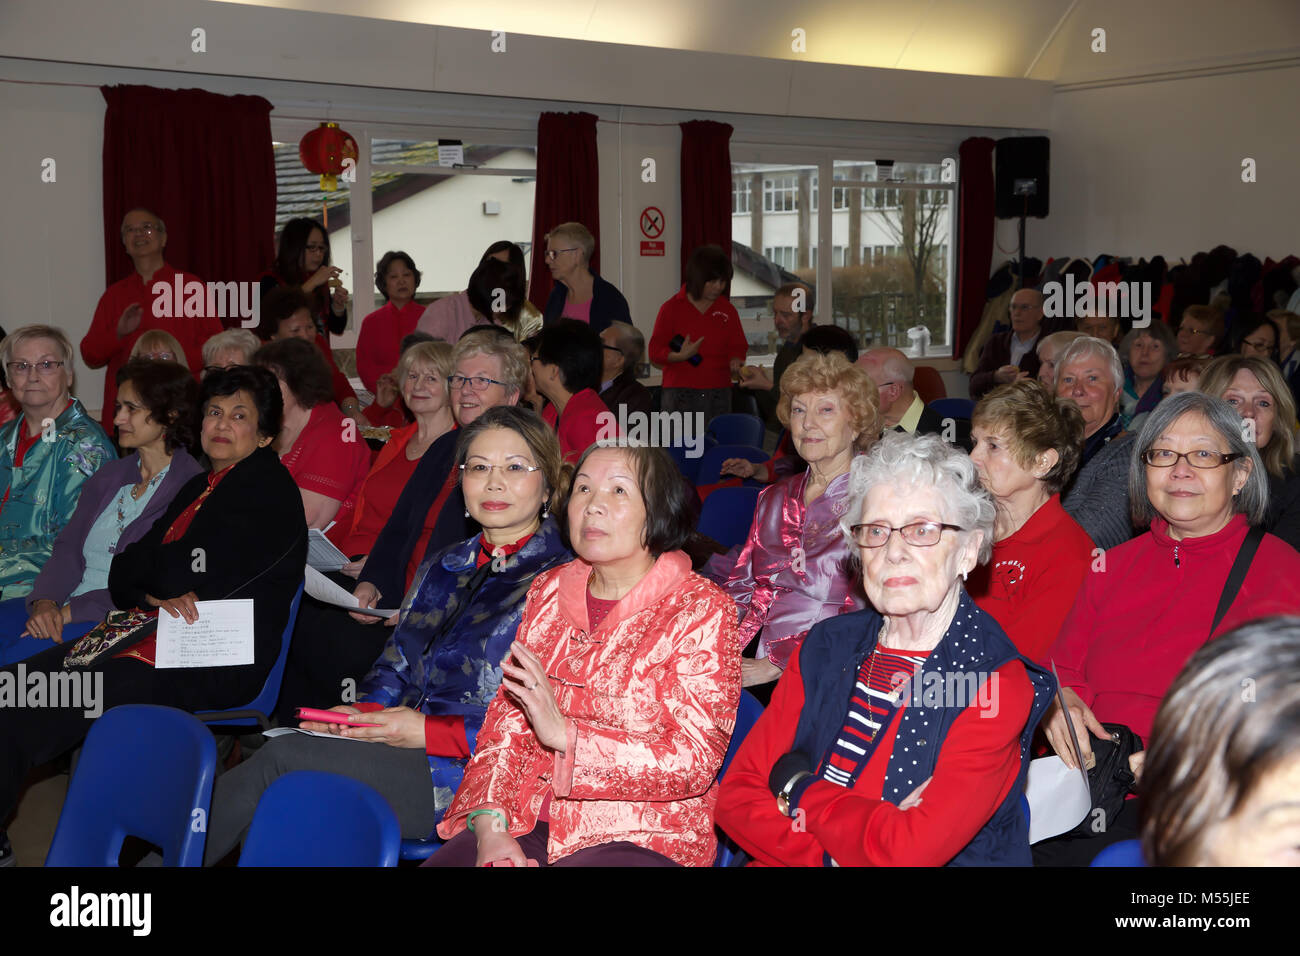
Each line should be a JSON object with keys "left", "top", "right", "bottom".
{"left": 295, "top": 707, "right": 379, "bottom": 727}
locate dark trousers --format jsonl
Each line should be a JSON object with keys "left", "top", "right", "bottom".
{"left": 1031, "top": 797, "right": 1142, "bottom": 867}
{"left": 0, "top": 641, "right": 263, "bottom": 823}
{"left": 204, "top": 732, "right": 439, "bottom": 865}
{"left": 426, "top": 821, "right": 681, "bottom": 868}
{"left": 661, "top": 387, "right": 733, "bottom": 428}
{"left": 274, "top": 586, "right": 392, "bottom": 725}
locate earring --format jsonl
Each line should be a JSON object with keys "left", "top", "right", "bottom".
{"left": 464, "top": 509, "right": 470, "bottom": 518}
{"left": 961, "top": 569, "right": 969, "bottom": 582}
{"left": 541, "top": 504, "right": 549, "bottom": 519}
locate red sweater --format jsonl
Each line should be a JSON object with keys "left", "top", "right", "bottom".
{"left": 543, "top": 388, "right": 617, "bottom": 463}
{"left": 715, "top": 643, "right": 1032, "bottom": 866}
{"left": 648, "top": 287, "right": 749, "bottom": 390}
{"left": 1047, "top": 514, "right": 1300, "bottom": 743}
{"left": 356, "top": 299, "right": 423, "bottom": 393}
{"left": 967, "top": 494, "right": 1095, "bottom": 663}
{"left": 81, "top": 263, "right": 222, "bottom": 432}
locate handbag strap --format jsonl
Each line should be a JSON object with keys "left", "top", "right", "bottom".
{"left": 1210, "top": 525, "right": 1265, "bottom": 637}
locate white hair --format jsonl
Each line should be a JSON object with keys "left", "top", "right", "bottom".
{"left": 839, "top": 431, "right": 995, "bottom": 564}
{"left": 1056, "top": 335, "right": 1124, "bottom": 396}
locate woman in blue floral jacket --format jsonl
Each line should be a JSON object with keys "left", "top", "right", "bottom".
{"left": 202, "top": 406, "right": 572, "bottom": 861}
{"left": 0, "top": 326, "right": 116, "bottom": 600}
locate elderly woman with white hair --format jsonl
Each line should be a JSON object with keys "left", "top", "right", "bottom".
{"left": 202, "top": 328, "right": 261, "bottom": 372}
{"left": 1054, "top": 335, "right": 1137, "bottom": 550}
{"left": 0, "top": 326, "right": 116, "bottom": 600}
{"left": 716, "top": 432, "right": 1055, "bottom": 866}
{"left": 1038, "top": 391, "right": 1300, "bottom": 865}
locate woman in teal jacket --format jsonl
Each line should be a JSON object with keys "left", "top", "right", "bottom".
{"left": 0, "top": 326, "right": 116, "bottom": 600}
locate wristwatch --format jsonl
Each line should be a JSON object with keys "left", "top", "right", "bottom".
{"left": 776, "top": 770, "right": 813, "bottom": 818}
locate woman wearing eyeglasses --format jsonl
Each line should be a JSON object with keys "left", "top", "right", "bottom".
{"left": 539, "top": 222, "right": 632, "bottom": 336}
{"left": 0, "top": 326, "right": 116, "bottom": 602}
{"left": 260, "top": 217, "right": 349, "bottom": 338}
{"left": 1037, "top": 392, "right": 1300, "bottom": 865}
{"left": 1175, "top": 305, "right": 1224, "bottom": 358}
{"left": 715, "top": 432, "right": 1054, "bottom": 866}
{"left": 128, "top": 329, "right": 189, "bottom": 370}
{"left": 202, "top": 407, "right": 572, "bottom": 863}
{"left": 275, "top": 332, "right": 531, "bottom": 722}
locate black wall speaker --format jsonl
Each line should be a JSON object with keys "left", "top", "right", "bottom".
{"left": 995, "top": 136, "right": 1050, "bottom": 219}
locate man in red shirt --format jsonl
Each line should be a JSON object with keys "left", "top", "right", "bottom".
{"left": 81, "top": 208, "right": 223, "bottom": 432}
{"left": 532, "top": 319, "right": 619, "bottom": 463}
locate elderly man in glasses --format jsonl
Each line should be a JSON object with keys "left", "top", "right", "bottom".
{"left": 80, "top": 208, "right": 223, "bottom": 433}
{"left": 0, "top": 326, "right": 115, "bottom": 600}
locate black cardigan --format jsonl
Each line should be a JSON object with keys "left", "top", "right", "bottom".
{"left": 108, "top": 445, "right": 308, "bottom": 700}
{"left": 542, "top": 272, "right": 632, "bottom": 336}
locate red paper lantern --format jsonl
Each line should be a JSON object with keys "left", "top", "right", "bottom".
{"left": 299, "top": 122, "right": 359, "bottom": 192}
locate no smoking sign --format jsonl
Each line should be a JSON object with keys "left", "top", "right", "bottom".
{"left": 640, "top": 206, "right": 665, "bottom": 256}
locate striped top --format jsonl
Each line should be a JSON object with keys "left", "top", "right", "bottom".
{"left": 822, "top": 646, "right": 929, "bottom": 788}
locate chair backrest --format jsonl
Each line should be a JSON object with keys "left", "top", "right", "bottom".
{"left": 698, "top": 486, "right": 762, "bottom": 549}
{"left": 695, "top": 444, "right": 769, "bottom": 486}
{"left": 239, "top": 771, "right": 400, "bottom": 867}
{"left": 719, "top": 690, "right": 765, "bottom": 779}
{"left": 197, "top": 580, "right": 304, "bottom": 728}
{"left": 913, "top": 365, "right": 948, "bottom": 404}
{"left": 927, "top": 397, "right": 975, "bottom": 421}
{"left": 1090, "top": 839, "right": 1147, "bottom": 867}
{"left": 46, "top": 705, "right": 217, "bottom": 867}
{"left": 706, "top": 413, "right": 766, "bottom": 449}
{"left": 667, "top": 443, "right": 702, "bottom": 485}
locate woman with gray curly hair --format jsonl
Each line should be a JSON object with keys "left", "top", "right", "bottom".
{"left": 716, "top": 432, "right": 1056, "bottom": 866}
{"left": 1039, "top": 391, "right": 1300, "bottom": 866}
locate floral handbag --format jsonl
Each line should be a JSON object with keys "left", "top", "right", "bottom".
{"left": 62, "top": 609, "right": 158, "bottom": 669}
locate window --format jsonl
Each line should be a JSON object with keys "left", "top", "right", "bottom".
{"left": 764, "top": 246, "right": 796, "bottom": 270}
{"left": 357, "top": 140, "right": 537, "bottom": 307}
{"left": 732, "top": 177, "right": 751, "bottom": 214}
{"left": 763, "top": 175, "right": 799, "bottom": 213}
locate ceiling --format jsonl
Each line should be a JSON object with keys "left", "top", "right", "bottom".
{"left": 212, "top": 0, "right": 1300, "bottom": 83}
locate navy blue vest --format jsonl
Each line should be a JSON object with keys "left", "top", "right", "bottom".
{"left": 790, "top": 591, "right": 1055, "bottom": 866}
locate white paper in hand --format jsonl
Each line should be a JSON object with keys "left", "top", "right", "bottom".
{"left": 303, "top": 566, "right": 400, "bottom": 617}
{"left": 155, "top": 599, "right": 255, "bottom": 669}
{"left": 1025, "top": 755, "right": 1093, "bottom": 843}
{"left": 307, "top": 528, "right": 349, "bottom": 572}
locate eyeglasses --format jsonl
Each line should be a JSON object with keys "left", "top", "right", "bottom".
{"left": 305, "top": 243, "right": 328, "bottom": 253}
{"left": 602, "top": 344, "right": 623, "bottom": 355}
{"left": 448, "top": 374, "right": 508, "bottom": 391}
{"left": 141, "top": 351, "right": 176, "bottom": 361}
{"left": 460, "top": 462, "right": 541, "bottom": 480}
{"left": 1242, "top": 339, "right": 1275, "bottom": 351}
{"left": 1142, "top": 449, "right": 1242, "bottom": 469}
{"left": 544, "top": 247, "right": 580, "bottom": 262}
{"left": 6, "top": 360, "right": 65, "bottom": 377}
{"left": 850, "top": 521, "right": 966, "bottom": 548}
{"left": 1178, "top": 326, "right": 1213, "bottom": 338}
{"left": 121, "top": 223, "right": 159, "bottom": 235}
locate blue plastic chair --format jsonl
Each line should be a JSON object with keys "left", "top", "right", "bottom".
{"left": 927, "top": 397, "right": 975, "bottom": 421}
{"left": 667, "top": 443, "right": 702, "bottom": 485}
{"left": 46, "top": 705, "right": 217, "bottom": 867}
{"left": 239, "top": 770, "right": 400, "bottom": 867}
{"left": 706, "top": 413, "right": 766, "bottom": 449}
{"left": 195, "top": 581, "right": 304, "bottom": 730}
{"left": 695, "top": 444, "right": 769, "bottom": 486}
{"left": 1090, "top": 839, "right": 1146, "bottom": 867}
{"left": 714, "top": 691, "right": 765, "bottom": 867}
{"left": 399, "top": 833, "right": 443, "bottom": 862}
{"left": 698, "top": 486, "right": 761, "bottom": 549}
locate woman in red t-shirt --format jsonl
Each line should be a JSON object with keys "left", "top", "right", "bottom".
{"left": 254, "top": 338, "right": 370, "bottom": 531}
{"left": 356, "top": 251, "right": 425, "bottom": 394}
{"left": 648, "top": 244, "right": 749, "bottom": 426}
{"left": 330, "top": 341, "right": 455, "bottom": 567}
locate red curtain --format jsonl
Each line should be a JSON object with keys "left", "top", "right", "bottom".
{"left": 528, "top": 111, "right": 601, "bottom": 311}
{"left": 101, "top": 85, "right": 275, "bottom": 320}
{"left": 679, "top": 120, "right": 734, "bottom": 282}
{"left": 954, "top": 137, "right": 997, "bottom": 358}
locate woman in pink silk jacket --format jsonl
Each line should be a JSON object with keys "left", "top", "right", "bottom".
{"left": 431, "top": 442, "right": 741, "bottom": 867}
{"left": 723, "top": 352, "right": 880, "bottom": 688}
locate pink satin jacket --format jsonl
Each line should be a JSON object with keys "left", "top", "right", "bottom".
{"left": 437, "top": 551, "right": 741, "bottom": 866}
{"left": 722, "top": 469, "right": 867, "bottom": 669}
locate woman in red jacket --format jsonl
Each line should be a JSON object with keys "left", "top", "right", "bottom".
{"left": 429, "top": 443, "right": 741, "bottom": 867}
{"left": 1037, "top": 390, "right": 1300, "bottom": 864}
{"left": 966, "top": 380, "right": 1095, "bottom": 661}
{"left": 356, "top": 251, "right": 425, "bottom": 394}
{"left": 648, "top": 245, "right": 749, "bottom": 427}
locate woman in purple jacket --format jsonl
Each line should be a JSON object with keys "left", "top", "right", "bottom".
{"left": 722, "top": 352, "right": 879, "bottom": 690}
{"left": 0, "top": 359, "right": 202, "bottom": 665}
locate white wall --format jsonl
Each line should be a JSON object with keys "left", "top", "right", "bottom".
{"left": 1025, "top": 65, "right": 1300, "bottom": 264}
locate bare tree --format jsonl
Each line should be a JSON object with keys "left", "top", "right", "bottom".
{"left": 878, "top": 187, "right": 947, "bottom": 329}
